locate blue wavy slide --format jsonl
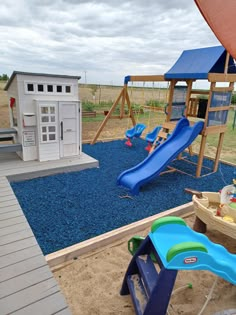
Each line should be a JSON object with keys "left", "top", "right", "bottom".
{"left": 117, "top": 118, "right": 204, "bottom": 195}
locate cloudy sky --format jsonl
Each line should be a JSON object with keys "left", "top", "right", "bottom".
{"left": 0, "top": 0, "right": 219, "bottom": 85}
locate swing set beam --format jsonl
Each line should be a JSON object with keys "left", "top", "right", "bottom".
{"left": 90, "top": 75, "right": 167, "bottom": 145}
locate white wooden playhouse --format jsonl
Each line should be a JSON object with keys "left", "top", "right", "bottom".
{"left": 4, "top": 71, "right": 82, "bottom": 162}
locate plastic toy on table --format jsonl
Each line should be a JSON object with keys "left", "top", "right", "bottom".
{"left": 185, "top": 174, "right": 236, "bottom": 238}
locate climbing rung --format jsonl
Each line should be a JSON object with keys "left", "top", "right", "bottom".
{"left": 136, "top": 255, "right": 158, "bottom": 297}
{"left": 127, "top": 274, "right": 148, "bottom": 315}
{"left": 157, "top": 131, "right": 168, "bottom": 139}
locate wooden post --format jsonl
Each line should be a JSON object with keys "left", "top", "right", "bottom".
{"left": 120, "top": 85, "right": 127, "bottom": 118}
{"left": 213, "top": 132, "right": 225, "bottom": 172}
{"left": 185, "top": 80, "right": 193, "bottom": 118}
{"left": 224, "top": 52, "right": 230, "bottom": 74}
{"left": 196, "top": 134, "right": 207, "bottom": 177}
{"left": 166, "top": 80, "right": 176, "bottom": 122}
{"left": 126, "top": 88, "right": 136, "bottom": 126}
{"left": 90, "top": 87, "right": 125, "bottom": 144}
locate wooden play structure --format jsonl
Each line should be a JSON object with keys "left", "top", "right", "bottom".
{"left": 92, "top": 45, "right": 236, "bottom": 177}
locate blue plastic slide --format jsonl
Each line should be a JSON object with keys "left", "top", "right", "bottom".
{"left": 149, "top": 217, "right": 236, "bottom": 285}
{"left": 117, "top": 118, "right": 204, "bottom": 195}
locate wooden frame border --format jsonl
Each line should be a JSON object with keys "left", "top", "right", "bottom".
{"left": 46, "top": 202, "right": 193, "bottom": 267}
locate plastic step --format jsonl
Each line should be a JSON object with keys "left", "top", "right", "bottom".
{"left": 136, "top": 255, "right": 158, "bottom": 297}
{"left": 127, "top": 274, "right": 148, "bottom": 315}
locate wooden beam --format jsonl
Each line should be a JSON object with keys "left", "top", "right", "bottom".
{"left": 212, "top": 86, "right": 234, "bottom": 92}
{"left": 203, "top": 125, "right": 227, "bottom": 135}
{"left": 127, "top": 75, "right": 166, "bottom": 83}
{"left": 190, "top": 89, "right": 209, "bottom": 95}
{"left": 208, "top": 106, "right": 230, "bottom": 112}
{"left": 90, "top": 85, "right": 137, "bottom": 144}
{"left": 126, "top": 89, "right": 136, "bottom": 126}
{"left": 208, "top": 73, "right": 236, "bottom": 82}
{"left": 90, "top": 87, "right": 125, "bottom": 144}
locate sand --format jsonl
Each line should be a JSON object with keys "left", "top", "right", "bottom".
{"left": 53, "top": 215, "right": 236, "bottom": 315}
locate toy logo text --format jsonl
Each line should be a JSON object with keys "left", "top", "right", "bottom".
{"left": 184, "top": 257, "right": 198, "bottom": 264}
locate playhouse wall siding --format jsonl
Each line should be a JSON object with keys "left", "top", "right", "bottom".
{"left": 6, "top": 77, "right": 19, "bottom": 113}
{"left": 5, "top": 77, "right": 23, "bottom": 159}
{"left": 5, "top": 72, "right": 81, "bottom": 162}
{"left": 38, "top": 143, "right": 60, "bottom": 162}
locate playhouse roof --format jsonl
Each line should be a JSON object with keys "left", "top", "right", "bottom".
{"left": 165, "top": 46, "right": 236, "bottom": 80}
{"left": 4, "top": 71, "right": 81, "bottom": 91}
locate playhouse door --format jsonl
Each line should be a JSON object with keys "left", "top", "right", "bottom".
{"left": 59, "top": 102, "right": 80, "bottom": 157}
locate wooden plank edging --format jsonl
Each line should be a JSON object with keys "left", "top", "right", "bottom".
{"left": 46, "top": 202, "right": 194, "bottom": 268}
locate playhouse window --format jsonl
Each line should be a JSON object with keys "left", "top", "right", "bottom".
{"left": 41, "top": 107, "right": 48, "bottom": 114}
{"left": 38, "top": 84, "right": 44, "bottom": 92}
{"left": 50, "top": 107, "right": 55, "bottom": 114}
{"left": 41, "top": 125, "right": 57, "bottom": 142}
{"left": 49, "top": 134, "right": 56, "bottom": 141}
{"left": 39, "top": 104, "right": 57, "bottom": 143}
{"left": 48, "top": 126, "right": 56, "bottom": 132}
{"left": 57, "top": 85, "right": 62, "bottom": 93}
{"left": 47, "top": 85, "right": 53, "bottom": 92}
{"left": 65, "top": 86, "right": 71, "bottom": 93}
{"left": 27, "top": 83, "right": 34, "bottom": 92}
{"left": 41, "top": 116, "right": 49, "bottom": 123}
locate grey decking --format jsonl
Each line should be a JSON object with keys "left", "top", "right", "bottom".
{"left": 0, "top": 128, "right": 17, "bottom": 135}
{"left": 0, "top": 144, "right": 22, "bottom": 152}
{"left": 0, "top": 128, "right": 22, "bottom": 153}
{"left": 0, "top": 152, "right": 99, "bottom": 314}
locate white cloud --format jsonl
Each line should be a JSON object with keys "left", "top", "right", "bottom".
{"left": 0, "top": 0, "right": 219, "bottom": 85}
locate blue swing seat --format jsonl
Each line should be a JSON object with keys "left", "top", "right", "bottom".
{"left": 125, "top": 123, "right": 146, "bottom": 139}
{"left": 145, "top": 125, "right": 162, "bottom": 143}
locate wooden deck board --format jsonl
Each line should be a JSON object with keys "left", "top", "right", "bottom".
{"left": 0, "top": 149, "right": 98, "bottom": 314}
{"left": 0, "top": 215, "right": 27, "bottom": 228}
{"left": 0, "top": 227, "right": 33, "bottom": 245}
{"left": 0, "top": 265, "right": 53, "bottom": 298}
{"left": 0, "top": 209, "right": 24, "bottom": 221}
{"left": 12, "top": 292, "right": 71, "bottom": 315}
{"left": 1, "top": 237, "right": 38, "bottom": 256}
{"left": 0, "top": 221, "right": 30, "bottom": 237}
{"left": 0, "top": 204, "right": 22, "bottom": 214}
{"left": 0, "top": 278, "right": 61, "bottom": 314}
{"left": 0, "top": 245, "right": 42, "bottom": 269}
{"left": 0, "top": 199, "right": 19, "bottom": 208}
{"left": 0, "top": 254, "right": 47, "bottom": 282}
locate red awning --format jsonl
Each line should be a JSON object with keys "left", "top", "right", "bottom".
{"left": 195, "top": 0, "right": 236, "bottom": 60}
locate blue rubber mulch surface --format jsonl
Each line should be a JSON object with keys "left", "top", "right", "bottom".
{"left": 10, "top": 139, "right": 235, "bottom": 255}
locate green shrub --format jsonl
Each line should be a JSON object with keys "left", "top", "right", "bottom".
{"left": 231, "top": 93, "right": 236, "bottom": 104}
{"left": 197, "top": 94, "right": 208, "bottom": 100}
{"left": 145, "top": 100, "right": 165, "bottom": 107}
{"left": 82, "top": 101, "right": 95, "bottom": 112}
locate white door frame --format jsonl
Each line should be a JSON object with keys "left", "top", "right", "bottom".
{"left": 58, "top": 101, "right": 80, "bottom": 158}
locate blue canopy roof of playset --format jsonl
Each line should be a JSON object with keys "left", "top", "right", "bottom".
{"left": 165, "top": 45, "right": 236, "bottom": 80}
